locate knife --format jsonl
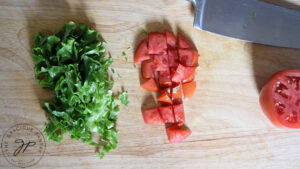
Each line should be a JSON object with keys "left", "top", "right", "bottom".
{"left": 189, "top": 0, "right": 300, "bottom": 49}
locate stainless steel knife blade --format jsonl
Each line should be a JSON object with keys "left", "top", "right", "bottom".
{"left": 190, "top": 0, "right": 300, "bottom": 49}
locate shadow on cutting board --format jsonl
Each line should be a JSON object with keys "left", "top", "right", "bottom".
{"left": 251, "top": 1, "right": 300, "bottom": 92}
{"left": 251, "top": 44, "right": 300, "bottom": 92}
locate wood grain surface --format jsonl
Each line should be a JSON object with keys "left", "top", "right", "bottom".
{"left": 0, "top": 0, "right": 300, "bottom": 168}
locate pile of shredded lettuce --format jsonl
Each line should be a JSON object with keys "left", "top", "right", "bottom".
{"left": 32, "top": 21, "right": 128, "bottom": 158}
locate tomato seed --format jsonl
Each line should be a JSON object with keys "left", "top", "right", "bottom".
{"left": 275, "top": 101, "right": 286, "bottom": 115}
{"left": 285, "top": 112, "right": 298, "bottom": 123}
{"left": 286, "top": 76, "right": 300, "bottom": 91}
{"left": 275, "top": 82, "right": 289, "bottom": 98}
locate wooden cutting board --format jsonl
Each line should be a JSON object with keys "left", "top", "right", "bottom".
{"left": 1, "top": 0, "right": 300, "bottom": 168}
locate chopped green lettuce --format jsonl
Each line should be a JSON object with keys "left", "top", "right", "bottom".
{"left": 32, "top": 21, "right": 128, "bottom": 159}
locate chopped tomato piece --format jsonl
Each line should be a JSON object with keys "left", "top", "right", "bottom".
{"left": 168, "top": 49, "right": 179, "bottom": 67}
{"left": 141, "top": 78, "right": 159, "bottom": 92}
{"left": 182, "top": 71, "right": 196, "bottom": 83}
{"left": 166, "top": 123, "right": 191, "bottom": 143}
{"left": 182, "top": 81, "right": 196, "bottom": 101}
{"left": 159, "top": 105, "right": 175, "bottom": 123}
{"left": 171, "top": 67, "right": 184, "bottom": 83}
{"left": 158, "top": 71, "right": 172, "bottom": 87}
{"left": 178, "top": 49, "right": 199, "bottom": 66}
{"left": 148, "top": 32, "right": 167, "bottom": 54}
{"left": 134, "top": 40, "right": 151, "bottom": 63}
{"left": 142, "top": 60, "right": 154, "bottom": 78}
{"left": 153, "top": 54, "right": 169, "bottom": 72}
{"left": 171, "top": 64, "right": 185, "bottom": 82}
{"left": 172, "top": 84, "right": 182, "bottom": 99}
{"left": 171, "top": 64, "right": 197, "bottom": 83}
{"left": 158, "top": 91, "right": 172, "bottom": 104}
{"left": 142, "top": 107, "right": 163, "bottom": 124}
{"left": 165, "top": 30, "right": 176, "bottom": 48}
{"left": 173, "top": 104, "right": 185, "bottom": 123}
{"left": 178, "top": 33, "right": 193, "bottom": 49}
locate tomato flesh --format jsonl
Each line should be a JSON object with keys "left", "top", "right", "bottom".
{"left": 165, "top": 30, "right": 176, "bottom": 48}
{"left": 166, "top": 123, "right": 191, "bottom": 143}
{"left": 158, "top": 91, "right": 172, "bottom": 104}
{"left": 260, "top": 70, "right": 300, "bottom": 128}
{"left": 141, "top": 78, "right": 159, "bottom": 92}
{"left": 148, "top": 32, "right": 167, "bottom": 54}
{"left": 178, "top": 49, "right": 198, "bottom": 66}
{"left": 168, "top": 49, "right": 179, "bottom": 67}
{"left": 153, "top": 54, "right": 169, "bottom": 72}
{"left": 142, "top": 108, "right": 163, "bottom": 124}
{"left": 172, "top": 84, "right": 182, "bottom": 99}
{"left": 172, "top": 64, "right": 197, "bottom": 83}
{"left": 182, "top": 71, "right": 196, "bottom": 83}
{"left": 159, "top": 105, "right": 175, "bottom": 123}
{"left": 134, "top": 40, "right": 151, "bottom": 63}
{"left": 178, "top": 33, "right": 193, "bottom": 49}
{"left": 173, "top": 104, "right": 185, "bottom": 123}
{"left": 158, "top": 71, "right": 172, "bottom": 87}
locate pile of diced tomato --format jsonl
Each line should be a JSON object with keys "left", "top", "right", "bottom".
{"left": 135, "top": 30, "right": 198, "bottom": 143}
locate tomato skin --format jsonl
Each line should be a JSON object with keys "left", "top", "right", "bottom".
{"left": 159, "top": 105, "right": 175, "bottom": 123}
{"left": 142, "top": 60, "right": 154, "bottom": 78}
{"left": 148, "top": 32, "right": 167, "bottom": 54}
{"left": 182, "top": 81, "right": 196, "bottom": 101}
{"left": 141, "top": 78, "right": 159, "bottom": 92}
{"left": 259, "top": 70, "right": 300, "bottom": 128}
{"left": 260, "top": 74, "right": 282, "bottom": 128}
{"left": 165, "top": 30, "right": 176, "bottom": 48}
{"left": 142, "top": 108, "right": 163, "bottom": 124}
{"left": 134, "top": 40, "right": 151, "bottom": 63}
{"left": 166, "top": 123, "right": 191, "bottom": 143}
{"left": 178, "top": 33, "right": 193, "bottom": 49}
{"left": 178, "top": 49, "right": 199, "bottom": 66}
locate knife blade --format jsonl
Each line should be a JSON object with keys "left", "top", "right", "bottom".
{"left": 190, "top": 0, "right": 300, "bottom": 49}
